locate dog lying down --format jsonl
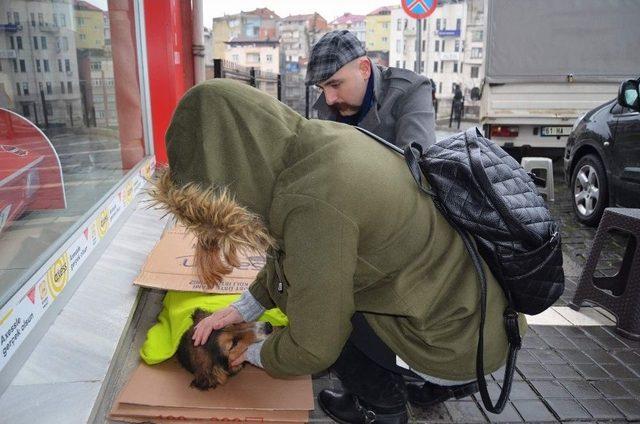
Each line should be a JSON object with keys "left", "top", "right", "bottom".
{"left": 177, "top": 308, "right": 273, "bottom": 390}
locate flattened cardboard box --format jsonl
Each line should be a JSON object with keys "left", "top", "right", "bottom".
{"left": 134, "top": 226, "right": 265, "bottom": 293}
{"left": 109, "top": 358, "right": 313, "bottom": 423}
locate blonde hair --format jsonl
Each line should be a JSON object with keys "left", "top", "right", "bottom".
{"left": 149, "top": 168, "right": 276, "bottom": 288}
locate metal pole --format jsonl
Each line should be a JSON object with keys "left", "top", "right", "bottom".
{"left": 213, "top": 59, "right": 221, "bottom": 78}
{"left": 249, "top": 67, "right": 256, "bottom": 87}
{"left": 416, "top": 19, "right": 422, "bottom": 74}
{"left": 192, "top": 0, "right": 205, "bottom": 84}
{"left": 305, "top": 85, "right": 309, "bottom": 119}
{"left": 277, "top": 74, "right": 282, "bottom": 101}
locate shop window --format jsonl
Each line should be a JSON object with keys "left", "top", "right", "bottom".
{"left": 0, "top": 0, "right": 149, "bottom": 310}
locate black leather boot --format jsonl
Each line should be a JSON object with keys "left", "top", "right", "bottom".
{"left": 325, "top": 340, "right": 408, "bottom": 423}
{"left": 318, "top": 389, "right": 408, "bottom": 424}
{"left": 407, "top": 380, "right": 479, "bottom": 408}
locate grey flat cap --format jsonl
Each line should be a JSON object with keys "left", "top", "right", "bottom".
{"left": 305, "top": 30, "right": 366, "bottom": 86}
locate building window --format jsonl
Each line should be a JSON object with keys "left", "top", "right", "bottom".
{"left": 22, "top": 104, "right": 30, "bottom": 116}
{"left": 53, "top": 13, "right": 58, "bottom": 27}
{"left": 12, "top": 59, "right": 17, "bottom": 72}
{"left": 16, "top": 36, "right": 23, "bottom": 50}
{"left": 65, "top": 59, "right": 71, "bottom": 72}
{"left": 266, "top": 54, "right": 273, "bottom": 63}
{"left": 456, "top": 18, "right": 462, "bottom": 30}
{"left": 452, "top": 83, "right": 457, "bottom": 94}
{"left": 79, "top": 34, "right": 86, "bottom": 40}
{"left": 397, "top": 19, "right": 402, "bottom": 30}
{"left": 60, "top": 81, "right": 65, "bottom": 94}
{"left": 434, "top": 40, "right": 439, "bottom": 52}
{"left": 41, "top": 36, "right": 47, "bottom": 49}
{"left": 382, "top": 22, "right": 389, "bottom": 29}
{"left": 9, "top": 36, "right": 14, "bottom": 50}
{"left": 455, "top": 40, "right": 460, "bottom": 52}
{"left": 67, "top": 81, "right": 72, "bottom": 93}
{"left": 396, "top": 39, "right": 401, "bottom": 53}
{"left": 436, "top": 18, "right": 441, "bottom": 30}
{"left": 472, "top": 30, "right": 483, "bottom": 42}
{"left": 433, "top": 61, "right": 438, "bottom": 72}
{"left": 16, "top": 82, "right": 21, "bottom": 96}
{"left": 77, "top": 17, "right": 85, "bottom": 27}
{"left": 422, "top": 40, "right": 426, "bottom": 52}
{"left": 19, "top": 59, "right": 26, "bottom": 72}
{"left": 396, "top": 60, "right": 400, "bottom": 67}
{"left": 13, "top": 12, "right": 20, "bottom": 25}
{"left": 471, "top": 47, "right": 483, "bottom": 59}
{"left": 440, "top": 61, "right": 444, "bottom": 72}
{"left": 33, "top": 36, "right": 39, "bottom": 49}
{"left": 61, "top": 14, "right": 66, "bottom": 27}
{"left": 22, "top": 82, "right": 29, "bottom": 95}
{"left": 38, "top": 13, "right": 43, "bottom": 25}
{"left": 443, "top": 18, "right": 447, "bottom": 29}
{"left": 58, "top": 59, "right": 63, "bottom": 72}
{"left": 30, "top": 12, "right": 36, "bottom": 27}
{"left": 39, "top": 82, "right": 43, "bottom": 93}
{"left": 91, "top": 61, "right": 102, "bottom": 71}
{"left": 453, "top": 62, "right": 458, "bottom": 73}
{"left": 45, "top": 101, "right": 53, "bottom": 116}
{"left": 471, "top": 66, "right": 479, "bottom": 78}
{"left": 439, "top": 82, "right": 442, "bottom": 94}
{"left": 442, "top": 40, "right": 445, "bottom": 52}
{"left": 460, "top": 62, "right": 463, "bottom": 74}
{"left": 232, "top": 54, "right": 239, "bottom": 63}
{"left": 246, "top": 53, "right": 260, "bottom": 63}
{"left": 46, "top": 82, "right": 52, "bottom": 95}
{"left": 36, "top": 59, "right": 41, "bottom": 72}
{"left": 62, "top": 36, "right": 69, "bottom": 51}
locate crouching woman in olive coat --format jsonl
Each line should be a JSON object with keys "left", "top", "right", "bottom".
{"left": 151, "top": 79, "right": 526, "bottom": 424}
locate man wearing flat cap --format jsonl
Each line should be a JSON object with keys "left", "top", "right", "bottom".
{"left": 307, "top": 29, "right": 436, "bottom": 151}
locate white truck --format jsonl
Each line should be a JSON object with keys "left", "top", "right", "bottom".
{"left": 480, "top": 0, "right": 640, "bottom": 155}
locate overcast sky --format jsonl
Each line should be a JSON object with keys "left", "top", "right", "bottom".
{"left": 203, "top": 1, "right": 398, "bottom": 25}
{"left": 86, "top": 1, "right": 400, "bottom": 27}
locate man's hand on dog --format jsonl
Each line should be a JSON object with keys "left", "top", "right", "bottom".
{"left": 192, "top": 306, "right": 243, "bottom": 346}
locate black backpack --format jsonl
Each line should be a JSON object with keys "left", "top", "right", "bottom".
{"left": 356, "top": 126, "right": 564, "bottom": 414}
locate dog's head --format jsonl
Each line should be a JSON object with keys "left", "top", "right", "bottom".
{"left": 177, "top": 309, "right": 273, "bottom": 390}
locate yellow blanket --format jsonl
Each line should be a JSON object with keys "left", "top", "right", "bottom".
{"left": 140, "top": 291, "right": 288, "bottom": 365}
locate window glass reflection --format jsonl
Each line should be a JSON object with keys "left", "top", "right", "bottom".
{"left": 0, "top": 0, "right": 146, "bottom": 305}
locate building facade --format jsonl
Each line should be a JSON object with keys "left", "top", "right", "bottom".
{"left": 329, "top": 13, "right": 365, "bottom": 46}
{"left": 0, "top": 0, "right": 83, "bottom": 127}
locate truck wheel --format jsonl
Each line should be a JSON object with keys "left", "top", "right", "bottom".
{"left": 570, "top": 154, "right": 608, "bottom": 226}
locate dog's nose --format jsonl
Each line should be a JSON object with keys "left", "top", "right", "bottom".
{"left": 264, "top": 322, "right": 273, "bottom": 334}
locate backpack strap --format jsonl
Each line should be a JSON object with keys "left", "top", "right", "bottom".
{"left": 354, "top": 127, "right": 435, "bottom": 197}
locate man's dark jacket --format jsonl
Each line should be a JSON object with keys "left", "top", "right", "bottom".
{"left": 313, "top": 63, "right": 436, "bottom": 151}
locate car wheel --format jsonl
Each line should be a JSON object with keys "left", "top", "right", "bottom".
{"left": 570, "top": 154, "right": 608, "bottom": 226}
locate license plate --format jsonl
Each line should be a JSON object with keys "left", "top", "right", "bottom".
{"left": 541, "top": 126, "right": 572, "bottom": 137}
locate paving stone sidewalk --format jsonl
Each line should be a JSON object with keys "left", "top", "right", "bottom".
{"left": 310, "top": 170, "right": 640, "bottom": 423}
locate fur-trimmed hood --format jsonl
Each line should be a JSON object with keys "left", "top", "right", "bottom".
{"left": 149, "top": 80, "right": 304, "bottom": 286}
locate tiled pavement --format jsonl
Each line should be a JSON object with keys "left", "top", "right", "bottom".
{"left": 310, "top": 168, "right": 640, "bottom": 423}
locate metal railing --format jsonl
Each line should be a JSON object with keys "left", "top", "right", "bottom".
{"left": 212, "top": 59, "right": 281, "bottom": 101}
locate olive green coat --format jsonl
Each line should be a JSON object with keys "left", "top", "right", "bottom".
{"left": 164, "top": 79, "right": 526, "bottom": 380}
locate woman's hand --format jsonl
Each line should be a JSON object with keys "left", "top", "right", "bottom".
{"left": 192, "top": 306, "right": 243, "bottom": 346}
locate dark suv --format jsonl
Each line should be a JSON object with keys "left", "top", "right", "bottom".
{"left": 563, "top": 80, "right": 640, "bottom": 226}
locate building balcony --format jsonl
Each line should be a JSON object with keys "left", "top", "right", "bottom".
{"left": 39, "top": 22, "right": 60, "bottom": 33}
{"left": 0, "top": 23, "right": 22, "bottom": 33}
{"left": 403, "top": 27, "right": 416, "bottom": 37}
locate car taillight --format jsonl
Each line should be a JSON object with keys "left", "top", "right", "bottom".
{"left": 490, "top": 125, "right": 519, "bottom": 138}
